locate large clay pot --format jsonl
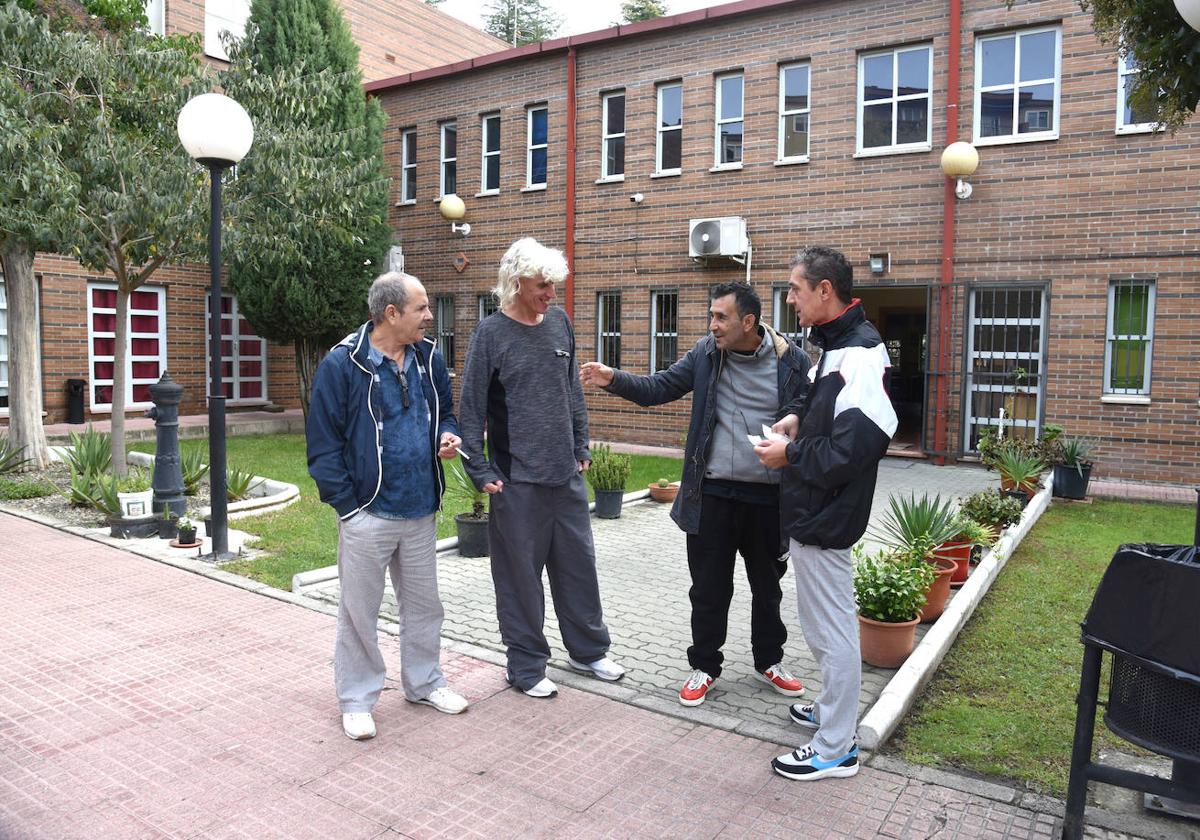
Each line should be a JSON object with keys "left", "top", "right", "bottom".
{"left": 858, "top": 614, "right": 920, "bottom": 668}
{"left": 939, "top": 540, "right": 973, "bottom": 583}
{"left": 919, "top": 557, "right": 958, "bottom": 622}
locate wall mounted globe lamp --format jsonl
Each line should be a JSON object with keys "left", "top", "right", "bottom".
{"left": 940, "top": 141, "right": 980, "bottom": 201}
{"left": 439, "top": 193, "right": 471, "bottom": 236}
{"left": 176, "top": 93, "right": 254, "bottom": 560}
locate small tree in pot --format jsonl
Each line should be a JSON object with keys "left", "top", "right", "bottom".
{"left": 853, "top": 547, "right": 935, "bottom": 668}
{"left": 446, "top": 462, "right": 489, "bottom": 557}
{"left": 586, "top": 444, "right": 631, "bottom": 519}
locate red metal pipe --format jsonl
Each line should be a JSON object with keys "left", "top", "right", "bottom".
{"left": 934, "top": 0, "right": 962, "bottom": 464}
{"left": 565, "top": 45, "right": 577, "bottom": 318}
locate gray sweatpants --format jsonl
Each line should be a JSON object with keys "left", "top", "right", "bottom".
{"left": 789, "top": 540, "right": 859, "bottom": 758}
{"left": 335, "top": 511, "right": 446, "bottom": 712}
{"left": 488, "top": 475, "right": 612, "bottom": 690}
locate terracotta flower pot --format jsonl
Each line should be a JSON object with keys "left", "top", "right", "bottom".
{"left": 858, "top": 614, "right": 920, "bottom": 668}
{"left": 647, "top": 482, "right": 679, "bottom": 503}
{"left": 939, "top": 540, "right": 972, "bottom": 583}
{"left": 919, "top": 557, "right": 958, "bottom": 623}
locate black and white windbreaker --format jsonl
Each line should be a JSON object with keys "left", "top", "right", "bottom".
{"left": 780, "top": 300, "right": 898, "bottom": 550}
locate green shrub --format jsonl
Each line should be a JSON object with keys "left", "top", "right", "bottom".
{"left": 181, "top": 447, "right": 208, "bottom": 496}
{"left": 853, "top": 548, "right": 935, "bottom": 624}
{"left": 586, "top": 444, "right": 631, "bottom": 492}
{"left": 0, "top": 436, "right": 31, "bottom": 474}
{"left": 0, "top": 476, "right": 57, "bottom": 499}
{"left": 116, "top": 467, "right": 151, "bottom": 493}
{"left": 959, "top": 489, "right": 1023, "bottom": 531}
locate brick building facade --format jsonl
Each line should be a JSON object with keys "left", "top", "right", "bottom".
{"left": 367, "top": 0, "right": 1199, "bottom": 484}
{"left": 0, "top": 0, "right": 504, "bottom": 427}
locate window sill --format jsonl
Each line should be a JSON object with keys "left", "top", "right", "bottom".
{"left": 1115, "top": 124, "right": 1163, "bottom": 136}
{"left": 709, "top": 163, "right": 743, "bottom": 173}
{"left": 595, "top": 175, "right": 625, "bottom": 184}
{"left": 521, "top": 184, "right": 547, "bottom": 193}
{"left": 475, "top": 190, "right": 499, "bottom": 198}
{"left": 394, "top": 199, "right": 416, "bottom": 207}
{"left": 1100, "top": 394, "right": 1151, "bottom": 405}
{"left": 853, "top": 144, "right": 931, "bottom": 159}
{"left": 774, "top": 157, "right": 810, "bottom": 166}
{"left": 650, "top": 169, "right": 681, "bottom": 179}
{"left": 972, "top": 132, "right": 1058, "bottom": 147}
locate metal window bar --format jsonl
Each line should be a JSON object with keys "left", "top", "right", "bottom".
{"left": 435, "top": 295, "right": 456, "bottom": 368}
{"left": 597, "top": 292, "right": 621, "bottom": 369}
{"left": 1104, "top": 279, "right": 1154, "bottom": 396}
{"left": 651, "top": 290, "right": 678, "bottom": 372}
{"left": 477, "top": 293, "right": 498, "bottom": 321}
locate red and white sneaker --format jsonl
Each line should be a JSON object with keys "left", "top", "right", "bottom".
{"left": 678, "top": 670, "right": 715, "bottom": 707}
{"left": 755, "top": 663, "right": 805, "bottom": 697}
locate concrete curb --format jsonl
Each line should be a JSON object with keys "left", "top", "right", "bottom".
{"left": 125, "top": 451, "right": 300, "bottom": 521}
{"left": 856, "top": 476, "right": 1054, "bottom": 750}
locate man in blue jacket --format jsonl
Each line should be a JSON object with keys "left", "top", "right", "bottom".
{"left": 307, "top": 271, "right": 469, "bottom": 741}
{"left": 581, "top": 281, "right": 810, "bottom": 707}
{"left": 756, "top": 246, "right": 898, "bottom": 781}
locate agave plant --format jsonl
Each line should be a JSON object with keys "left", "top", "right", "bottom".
{"left": 870, "top": 493, "right": 961, "bottom": 563}
{"left": 0, "top": 436, "right": 30, "bottom": 474}
{"left": 63, "top": 426, "right": 112, "bottom": 478}
{"left": 993, "top": 447, "right": 1045, "bottom": 494}
{"left": 445, "top": 461, "right": 487, "bottom": 520}
{"left": 180, "top": 447, "right": 209, "bottom": 496}
{"left": 1057, "top": 437, "right": 1095, "bottom": 476}
{"left": 226, "top": 465, "right": 263, "bottom": 501}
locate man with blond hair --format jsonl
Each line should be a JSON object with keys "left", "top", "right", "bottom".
{"left": 459, "top": 238, "right": 624, "bottom": 698}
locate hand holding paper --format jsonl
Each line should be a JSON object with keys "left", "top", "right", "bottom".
{"left": 746, "top": 423, "right": 791, "bottom": 448}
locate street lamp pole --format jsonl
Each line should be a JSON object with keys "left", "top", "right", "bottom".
{"left": 177, "top": 93, "right": 253, "bottom": 561}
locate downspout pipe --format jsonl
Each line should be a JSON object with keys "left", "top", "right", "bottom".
{"left": 565, "top": 45, "right": 577, "bottom": 318}
{"left": 934, "top": 0, "right": 962, "bottom": 464}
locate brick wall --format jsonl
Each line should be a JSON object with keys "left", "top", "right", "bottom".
{"left": 372, "top": 0, "right": 1200, "bottom": 484}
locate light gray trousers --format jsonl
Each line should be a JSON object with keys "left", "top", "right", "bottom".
{"left": 789, "top": 540, "right": 860, "bottom": 758}
{"left": 488, "top": 475, "right": 612, "bottom": 690}
{"left": 335, "top": 511, "right": 446, "bottom": 713}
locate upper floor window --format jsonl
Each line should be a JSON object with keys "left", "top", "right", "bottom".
{"left": 145, "top": 0, "right": 164, "bottom": 36}
{"left": 434, "top": 295, "right": 456, "bottom": 367}
{"left": 858, "top": 45, "right": 931, "bottom": 155}
{"left": 204, "top": 0, "right": 249, "bottom": 61}
{"left": 656, "top": 82, "right": 682, "bottom": 174}
{"left": 439, "top": 122, "right": 457, "bottom": 197}
{"left": 1116, "top": 54, "right": 1160, "bottom": 134}
{"left": 601, "top": 91, "right": 626, "bottom": 180}
{"left": 597, "top": 292, "right": 621, "bottom": 369}
{"left": 714, "top": 73, "right": 744, "bottom": 168}
{"left": 974, "top": 27, "right": 1060, "bottom": 145}
{"left": 650, "top": 290, "right": 678, "bottom": 373}
{"left": 778, "top": 62, "right": 811, "bottom": 163}
{"left": 527, "top": 106, "right": 548, "bottom": 188}
{"left": 87, "top": 284, "right": 166, "bottom": 411}
{"left": 400, "top": 128, "right": 416, "bottom": 204}
{"left": 480, "top": 113, "right": 500, "bottom": 195}
{"left": 1104, "top": 278, "right": 1155, "bottom": 396}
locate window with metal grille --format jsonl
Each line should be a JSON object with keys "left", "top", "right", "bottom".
{"left": 400, "top": 128, "right": 416, "bottom": 204}
{"left": 480, "top": 114, "right": 500, "bottom": 194}
{"left": 650, "top": 290, "right": 678, "bottom": 372}
{"left": 778, "top": 62, "right": 811, "bottom": 162}
{"left": 714, "top": 73, "right": 744, "bottom": 167}
{"left": 87, "top": 283, "right": 167, "bottom": 411}
{"left": 435, "top": 295, "right": 456, "bottom": 367}
{"left": 439, "top": 121, "right": 457, "bottom": 197}
{"left": 858, "top": 45, "right": 932, "bottom": 154}
{"left": 656, "top": 82, "right": 682, "bottom": 174}
{"left": 1104, "top": 279, "right": 1155, "bottom": 395}
{"left": 974, "top": 26, "right": 1060, "bottom": 144}
{"left": 601, "top": 91, "right": 625, "bottom": 179}
{"left": 597, "top": 292, "right": 621, "bottom": 369}
{"left": 477, "top": 293, "right": 498, "bottom": 321}
{"left": 772, "top": 287, "right": 807, "bottom": 345}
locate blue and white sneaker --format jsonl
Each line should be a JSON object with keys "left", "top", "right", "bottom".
{"left": 772, "top": 743, "right": 859, "bottom": 781}
{"left": 788, "top": 702, "right": 819, "bottom": 731}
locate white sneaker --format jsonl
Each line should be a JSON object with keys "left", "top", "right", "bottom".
{"left": 410, "top": 686, "right": 469, "bottom": 715}
{"left": 520, "top": 677, "right": 559, "bottom": 698}
{"left": 568, "top": 655, "right": 626, "bottom": 682}
{"left": 342, "top": 712, "right": 376, "bottom": 740}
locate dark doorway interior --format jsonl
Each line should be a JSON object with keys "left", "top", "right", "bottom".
{"left": 857, "top": 286, "right": 928, "bottom": 455}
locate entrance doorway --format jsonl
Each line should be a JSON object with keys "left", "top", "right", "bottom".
{"left": 857, "top": 286, "right": 928, "bottom": 455}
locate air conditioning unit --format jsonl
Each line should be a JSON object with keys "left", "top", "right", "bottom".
{"left": 688, "top": 217, "right": 749, "bottom": 260}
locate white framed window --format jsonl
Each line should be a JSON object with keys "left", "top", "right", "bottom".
{"left": 974, "top": 26, "right": 1061, "bottom": 145}
{"left": 479, "top": 113, "right": 500, "bottom": 195}
{"left": 713, "top": 73, "right": 744, "bottom": 168}
{"left": 597, "top": 292, "right": 621, "bottom": 369}
{"left": 206, "top": 293, "right": 268, "bottom": 404}
{"left": 144, "top": 0, "right": 165, "bottom": 36}
{"left": 1116, "top": 54, "right": 1161, "bottom": 134}
{"left": 0, "top": 275, "right": 41, "bottom": 416}
{"left": 87, "top": 284, "right": 167, "bottom": 412}
{"left": 526, "top": 105, "right": 548, "bottom": 188}
{"left": 439, "top": 121, "right": 457, "bottom": 198}
{"left": 1104, "top": 278, "right": 1155, "bottom": 396}
{"left": 204, "top": 0, "right": 249, "bottom": 61}
{"left": 656, "top": 82, "right": 682, "bottom": 175}
{"left": 857, "top": 45, "right": 932, "bottom": 155}
{"left": 772, "top": 287, "right": 807, "bottom": 345}
{"left": 649, "top": 290, "right": 678, "bottom": 373}
{"left": 601, "top": 91, "right": 626, "bottom": 180}
{"left": 434, "top": 295, "right": 456, "bottom": 368}
{"left": 778, "top": 63, "right": 811, "bottom": 163}
{"left": 400, "top": 128, "right": 416, "bottom": 204}
{"left": 478, "top": 293, "right": 498, "bottom": 321}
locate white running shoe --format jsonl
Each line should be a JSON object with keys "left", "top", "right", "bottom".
{"left": 567, "top": 656, "right": 626, "bottom": 682}
{"left": 411, "top": 686, "right": 469, "bottom": 715}
{"left": 342, "top": 712, "right": 376, "bottom": 740}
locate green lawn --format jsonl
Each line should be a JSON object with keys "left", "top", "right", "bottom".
{"left": 136, "top": 433, "right": 681, "bottom": 591}
{"left": 889, "top": 499, "right": 1195, "bottom": 797}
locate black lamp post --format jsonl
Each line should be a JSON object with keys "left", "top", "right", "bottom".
{"left": 177, "top": 93, "right": 253, "bottom": 560}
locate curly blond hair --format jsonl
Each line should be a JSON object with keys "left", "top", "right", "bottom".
{"left": 493, "top": 237, "right": 569, "bottom": 309}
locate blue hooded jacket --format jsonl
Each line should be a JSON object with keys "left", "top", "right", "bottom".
{"left": 306, "top": 321, "right": 458, "bottom": 519}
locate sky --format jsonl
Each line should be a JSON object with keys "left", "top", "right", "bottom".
{"left": 437, "top": 0, "right": 723, "bottom": 39}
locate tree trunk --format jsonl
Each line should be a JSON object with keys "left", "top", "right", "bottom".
{"left": 294, "top": 336, "right": 325, "bottom": 421}
{"left": 110, "top": 284, "right": 130, "bottom": 477}
{"left": 0, "top": 242, "right": 50, "bottom": 471}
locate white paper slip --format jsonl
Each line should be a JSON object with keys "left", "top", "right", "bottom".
{"left": 747, "top": 425, "right": 789, "bottom": 448}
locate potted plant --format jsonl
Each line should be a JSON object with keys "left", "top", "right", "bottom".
{"left": 959, "top": 489, "right": 1024, "bottom": 535}
{"left": 1052, "top": 437, "right": 1096, "bottom": 500}
{"left": 992, "top": 445, "right": 1045, "bottom": 505}
{"left": 586, "top": 444, "right": 631, "bottom": 519}
{"left": 943, "top": 514, "right": 998, "bottom": 584}
{"left": 853, "top": 547, "right": 935, "bottom": 668}
{"left": 116, "top": 468, "right": 153, "bottom": 518}
{"left": 647, "top": 477, "right": 679, "bottom": 503}
{"left": 175, "top": 516, "right": 198, "bottom": 547}
{"left": 869, "top": 493, "right": 959, "bottom": 621}
{"left": 158, "top": 507, "right": 179, "bottom": 540}
{"left": 446, "top": 462, "right": 489, "bottom": 557}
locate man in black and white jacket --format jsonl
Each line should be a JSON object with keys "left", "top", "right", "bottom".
{"left": 755, "top": 246, "right": 897, "bottom": 782}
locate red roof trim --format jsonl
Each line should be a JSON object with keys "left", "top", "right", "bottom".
{"left": 364, "top": 0, "right": 807, "bottom": 94}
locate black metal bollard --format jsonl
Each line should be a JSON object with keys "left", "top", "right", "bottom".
{"left": 147, "top": 372, "right": 187, "bottom": 520}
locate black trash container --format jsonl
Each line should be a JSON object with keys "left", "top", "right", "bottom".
{"left": 66, "top": 378, "right": 86, "bottom": 424}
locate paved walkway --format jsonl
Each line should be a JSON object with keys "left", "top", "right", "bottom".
{"left": 302, "top": 458, "right": 998, "bottom": 743}
{"left": 0, "top": 514, "right": 1134, "bottom": 839}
